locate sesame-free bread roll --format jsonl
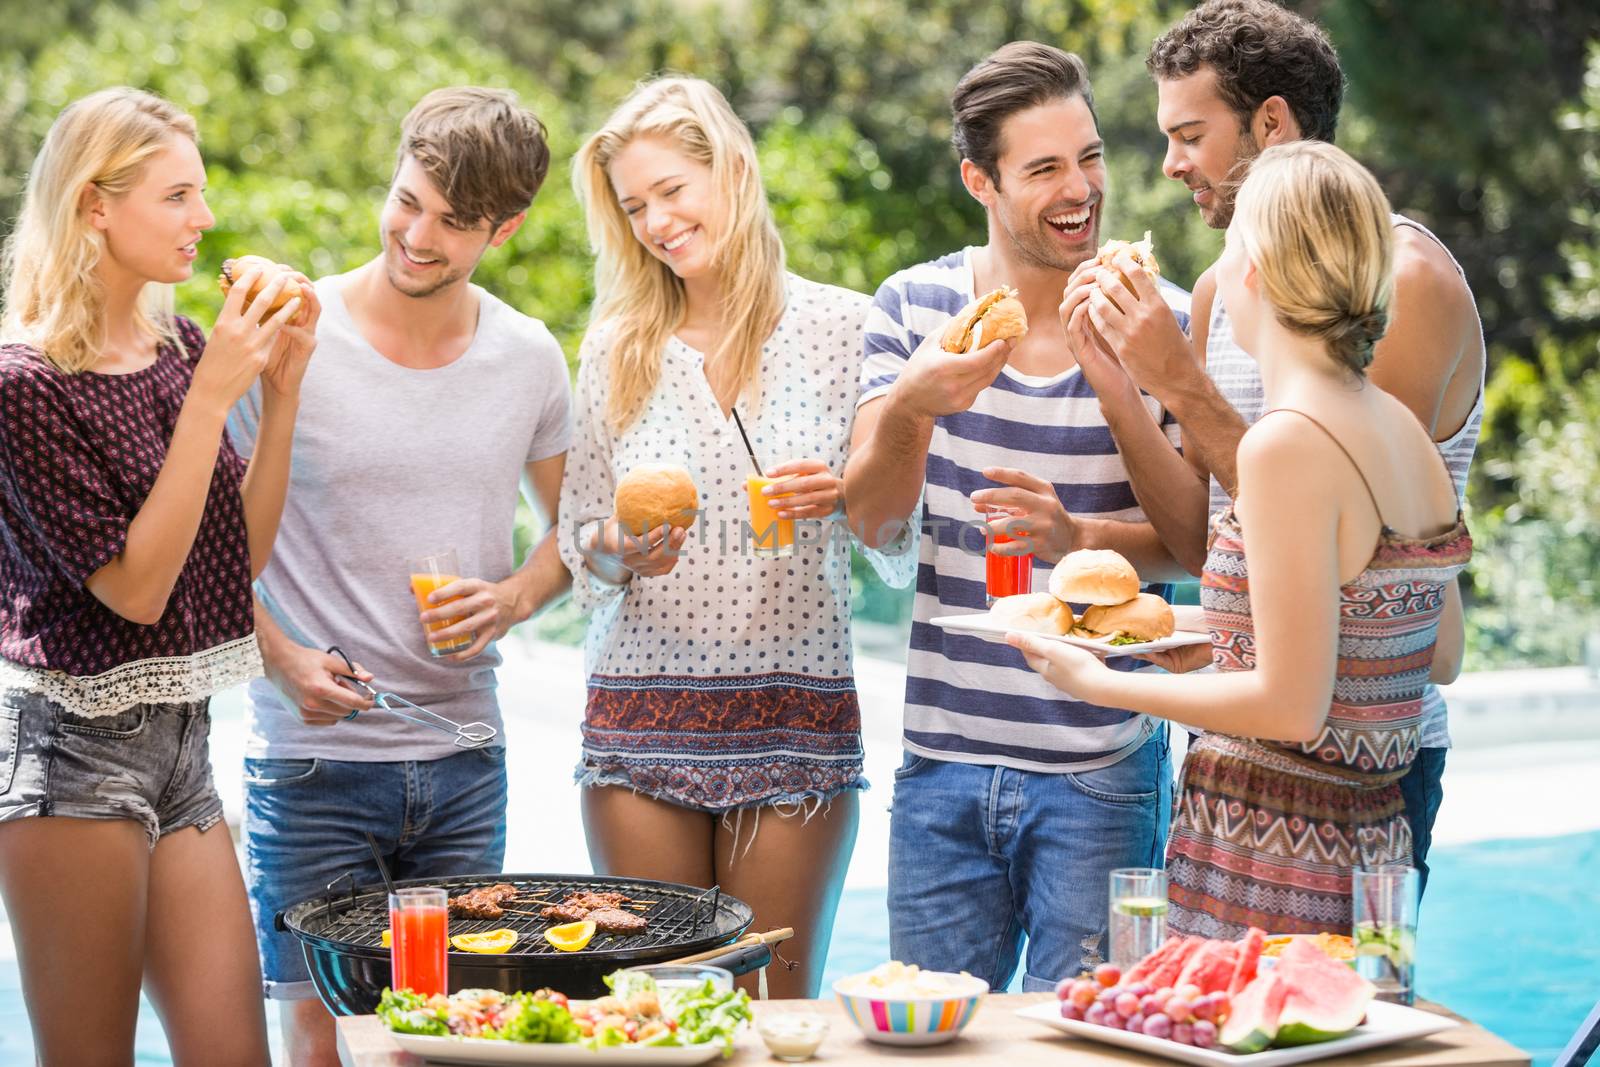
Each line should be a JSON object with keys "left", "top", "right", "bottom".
{"left": 1048, "top": 548, "right": 1140, "bottom": 606}
{"left": 988, "top": 591, "right": 1076, "bottom": 636}
{"left": 614, "top": 463, "right": 699, "bottom": 536}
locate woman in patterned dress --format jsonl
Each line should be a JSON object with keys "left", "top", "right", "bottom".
{"left": 561, "top": 77, "right": 912, "bottom": 996}
{"left": 1012, "top": 141, "right": 1471, "bottom": 938}
{"left": 0, "top": 90, "right": 315, "bottom": 1062}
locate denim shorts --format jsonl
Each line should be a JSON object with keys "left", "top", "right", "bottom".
{"left": 0, "top": 689, "right": 223, "bottom": 849}
{"left": 887, "top": 726, "right": 1172, "bottom": 992}
{"left": 243, "top": 746, "right": 508, "bottom": 999}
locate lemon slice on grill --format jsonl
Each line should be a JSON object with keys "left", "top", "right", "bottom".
{"left": 451, "top": 928, "right": 519, "bottom": 953}
{"left": 544, "top": 920, "right": 596, "bottom": 952}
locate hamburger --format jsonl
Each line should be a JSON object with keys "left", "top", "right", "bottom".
{"left": 1048, "top": 549, "right": 1140, "bottom": 606}
{"left": 989, "top": 591, "right": 1075, "bottom": 636}
{"left": 1073, "top": 592, "right": 1175, "bottom": 646}
{"left": 1096, "top": 231, "right": 1161, "bottom": 281}
{"left": 1095, "top": 232, "right": 1161, "bottom": 313}
{"left": 940, "top": 286, "right": 1028, "bottom": 353}
{"left": 218, "top": 255, "right": 306, "bottom": 319}
{"left": 614, "top": 463, "right": 699, "bottom": 536}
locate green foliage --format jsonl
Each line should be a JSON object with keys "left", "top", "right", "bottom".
{"left": 3, "top": 0, "right": 1598, "bottom": 666}
{"left": 1466, "top": 41, "right": 1600, "bottom": 668}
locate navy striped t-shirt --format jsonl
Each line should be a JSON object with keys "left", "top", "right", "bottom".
{"left": 860, "top": 247, "right": 1191, "bottom": 771}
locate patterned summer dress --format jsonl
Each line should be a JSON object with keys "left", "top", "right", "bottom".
{"left": 1166, "top": 410, "right": 1473, "bottom": 938}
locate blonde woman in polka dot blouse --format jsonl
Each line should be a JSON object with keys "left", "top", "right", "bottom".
{"left": 562, "top": 77, "right": 914, "bottom": 998}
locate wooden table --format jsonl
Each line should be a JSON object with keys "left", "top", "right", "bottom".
{"left": 337, "top": 992, "right": 1530, "bottom": 1066}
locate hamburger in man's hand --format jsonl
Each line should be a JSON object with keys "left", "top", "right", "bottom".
{"left": 941, "top": 287, "right": 1028, "bottom": 354}
{"left": 1094, "top": 232, "right": 1160, "bottom": 313}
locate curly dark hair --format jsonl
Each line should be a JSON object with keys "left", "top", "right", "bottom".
{"left": 1146, "top": 0, "right": 1344, "bottom": 143}
{"left": 952, "top": 42, "right": 1096, "bottom": 189}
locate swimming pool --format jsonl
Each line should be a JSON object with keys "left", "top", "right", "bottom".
{"left": 1, "top": 830, "right": 1590, "bottom": 1065}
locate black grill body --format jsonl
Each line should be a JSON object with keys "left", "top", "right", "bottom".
{"left": 278, "top": 872, "right": 756, "bottom": 1014}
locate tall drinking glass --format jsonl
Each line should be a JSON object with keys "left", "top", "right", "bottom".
{"left": 983, "top": 507, "right": 1032, "bottom": 605}
{"left": 1109, "top": 867, "right": 1168, "bottom": 969}
{"left": 390, "top": 886, "right": 449, "bottom": 997}
{"left": 408, "top": 549, "right": 472, "bottom": 656}
{"left": 1352, "top": 866, "right": 1419, "bottom": 1005}
{"left": 746, "top": 474, "right": 796, "bottom": 558}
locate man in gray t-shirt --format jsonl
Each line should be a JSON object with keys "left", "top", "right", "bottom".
{"left": 226, "top": 88, "right": 572, "bottom": 1065}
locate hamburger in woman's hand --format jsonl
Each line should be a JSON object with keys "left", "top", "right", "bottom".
{"left": 614, "top": 463, "right": 699, "bottom": 536}
{"left": 1047, "top": 549, "right": 1175, "bottom": 645}
{"left": 1074, "top": 593, "right": 1175, "bottom": 646}
{"left": 219, "top": 255, "right": 306, "bottom": 319}
{"left": 941, "top": 287, "right": 1028, "bottom": 354}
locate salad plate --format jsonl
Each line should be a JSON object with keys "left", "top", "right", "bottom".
{"left": 388, "top": 1033, "right": 736, "bottom": 1065}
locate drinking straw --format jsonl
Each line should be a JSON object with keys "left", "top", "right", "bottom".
{"left": 730, "top": 408, "right": 765, "bottom": 478}
{"left": 365, "top": 831, "right": 398, "bottom": 898}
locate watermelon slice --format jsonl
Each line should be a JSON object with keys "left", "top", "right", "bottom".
{"left": 1228, "top": 927, "right": 1267, "bottom": 995}
{"left": 1145, "top": 936, "right": 1206, "bottom": 989}
{"left": 1222, "top": 936, "right": 1377, "bottom": 1051}
{"left": 1125, "top": 937, "right": 1182, "bottom": 985}
{"left": 1272, "top": 937, "right": 1377, "bottom": 1045}
{"left": 1176, "top": 939, "right": 1241, "bottom": 995}
{"left": 1219, "top": 971, "right": 1288, "bottom": 1053}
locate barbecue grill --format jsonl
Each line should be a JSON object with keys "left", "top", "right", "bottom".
{"left": 279, "top": 872, "right": 758, "bottom": 1015}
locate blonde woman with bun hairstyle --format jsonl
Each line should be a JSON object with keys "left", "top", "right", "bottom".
{"left": 561, "top": 76, "right": 913, "bottom": 997}
{"left": 0, "top": 88, "right": 316, "bottom": 1063}
{"left": 1013, "top": 141, "right": 1472, "bottom": 938}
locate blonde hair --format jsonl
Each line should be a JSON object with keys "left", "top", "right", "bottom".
{"left": 1231, "top": 141, "right": 1393, "bottom": 375}
{"left": 1, "top": 88, "right": 197, "bottom": 374}
{"left": 574, "top": 77, "right": 785, "bottom": 434}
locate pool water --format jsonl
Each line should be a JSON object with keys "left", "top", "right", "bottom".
{"left": 2, "top": 832, "right": 1593, "bottom": 1065}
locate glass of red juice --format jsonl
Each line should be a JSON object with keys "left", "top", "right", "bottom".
{"left": 983, "top": 508, "right": 1033, "bottom": 605}
{"left": 389, "top": 887, "right": 448, "bottom": 997}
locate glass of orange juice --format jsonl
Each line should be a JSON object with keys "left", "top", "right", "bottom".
{"left": 746, "top": 475, "right": 796, "bottom": 559}
{"left": 408, "top": 549, "right": 472, "bottom": 656}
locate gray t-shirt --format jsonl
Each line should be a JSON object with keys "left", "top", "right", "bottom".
{"left": 229, "top": 272, "right": 572, "bottom": 760}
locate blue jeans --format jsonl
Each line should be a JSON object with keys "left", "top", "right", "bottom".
{"left": 887, "top": 727, "right": 1171, "bottom": 992}
{"left": 243, "top": 747, "right": 508, "bottom": 999}
{"left": 1397, "top": 746, "right": 1447, "bottom": 900}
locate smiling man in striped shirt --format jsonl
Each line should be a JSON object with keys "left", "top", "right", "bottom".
{"left": 843, "top": 42, "right": 1194, "bottom": 989}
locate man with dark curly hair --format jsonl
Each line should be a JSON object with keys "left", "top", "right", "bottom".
{"left": 1059, "top": 0, "right": 1486, "bottom": 900}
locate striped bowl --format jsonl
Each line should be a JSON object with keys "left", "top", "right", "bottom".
{"left": 832, "top": 972, "right": 990, "bottom": 1046}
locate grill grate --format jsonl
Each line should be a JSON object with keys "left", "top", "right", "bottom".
{"left": 290, "top": 873, "right": 752, "bottom": 961}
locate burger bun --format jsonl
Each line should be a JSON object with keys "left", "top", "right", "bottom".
{"left": 1049, "top": 549, "right": 1140, "bottom": 606}
{"left": 614, "top": 463, "right": 699, "bottom": 536}
{"left": 1075, "top": 592, "right": 1176, "bottom": 644}
{"left": 219, "top": 254, "right": 306, "bottom": 319}
{"left": 988, "top": 592, "right": 1075, "bottom": 636}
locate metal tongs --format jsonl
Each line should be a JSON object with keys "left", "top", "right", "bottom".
{"left": 327, "top": 645, "right": 497, "bottom": 748}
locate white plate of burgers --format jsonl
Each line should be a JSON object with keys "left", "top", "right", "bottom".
{"left": 931, "top": 549, "right": 1211, "bottom": 657}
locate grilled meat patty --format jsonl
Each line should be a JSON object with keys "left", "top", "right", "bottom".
{"left": 588, "top": 907, "right": 648, "bottom": 934}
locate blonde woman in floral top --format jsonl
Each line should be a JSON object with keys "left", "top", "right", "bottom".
{"left": 562, "top": 76, "right": 912, "bottom": 997}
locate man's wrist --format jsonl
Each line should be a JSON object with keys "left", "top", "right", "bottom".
{"left": 884, "top": 380, "right": 933, "bottom": 430}
{"left": 1156, "top": 360, "right": 1217, "bottom": 421}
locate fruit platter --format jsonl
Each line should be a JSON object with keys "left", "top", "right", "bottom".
{"left": 1016, "top": 928, "right": 1456, "bottom": 1065}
